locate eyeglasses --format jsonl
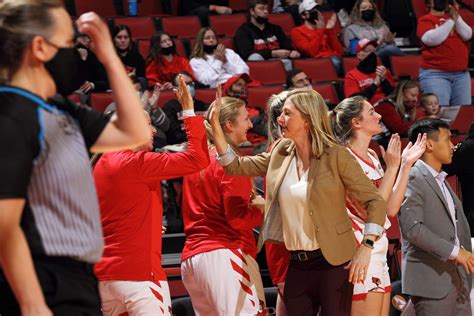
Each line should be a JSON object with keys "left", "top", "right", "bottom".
{"left": 44, "top": 37, "right": 75, "bottom": 49}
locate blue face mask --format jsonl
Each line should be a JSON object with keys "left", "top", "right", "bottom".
{"left": 187, "top": 84, "right": 196, "bottom": 98}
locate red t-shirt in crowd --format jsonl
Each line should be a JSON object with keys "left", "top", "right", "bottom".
{"left": 417, "top": 13, "right": 469, "bottom": 72}
{"left": 181, "top": 148, "right": 263, "bottom": 262}
{"left": 94, "top": 117, "right": 209, "bottom": 282}
{"left": 344, "top": 67, "right": 396, "bottom": 105}
{"left": 291, "top": 25, "right": 344, "bottom": 58}
{"left": 146, "top": 54, "right": 194, "bottom": 86}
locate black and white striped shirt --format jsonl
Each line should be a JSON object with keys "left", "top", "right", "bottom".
{"left": 0, "top": 87, "right": 109, "bottom": 263}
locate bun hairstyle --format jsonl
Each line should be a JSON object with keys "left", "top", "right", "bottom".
{"left": 204, "top": 96, "right": 246, "bottom": 154}
{"left": 0, "top": 0, "right": 62, "bottom": 83}
{"left": 331, "top": 96, "right": 366, "bottom": 145}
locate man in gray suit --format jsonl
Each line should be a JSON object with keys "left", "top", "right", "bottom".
{"left": 399, "top": 118, "right": 474, "bottom": 315}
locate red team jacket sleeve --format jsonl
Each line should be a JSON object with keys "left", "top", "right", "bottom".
{"left": 137, "top": 116, "right": 210, "bottom": 179}
{"left": 221, "top": 175, "right": 263, "bottom": 231}
{"left": 416, "top": 15, "right": 435, "bottom": 39}
{"left": 375, "top": 102, "right": 411, "bottom": 136}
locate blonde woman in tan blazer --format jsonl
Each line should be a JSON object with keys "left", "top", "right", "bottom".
{"left": 209, "top": 87, "right": 387, "bottom": 315}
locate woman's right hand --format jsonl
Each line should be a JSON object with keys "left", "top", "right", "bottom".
{"left": 174, "top": 75, "right": 194, "bottom": 111}
{"left": 209, "top": 85, "right": 223, "bottom": 129}
{"left": 76, "top": 13, "right": 116, "bottom": 66}
{"left": 380, "top": 133, "right": 401, "bottom": 170}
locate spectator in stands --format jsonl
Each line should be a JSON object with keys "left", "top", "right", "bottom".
{"left": 421, "top": 93, "right": 440, "bottom": 118}
{"left": 163, "top": 72, "right": 209, "bottom": 145}
{"left": 344, "top": 39, "right": 395, "bottom": 105}
{"left": 223, "top": 73, "right": 252, "bottom": 101}
{"left": 375, "top": 80, "right": 424, "bottom": 139}
{"left": 94, "top": 76, "right": 209, "bottom": 316}
{"left": 286, "top": 68, "right": 312, "bottom": 90}
{"left": 112, "top": 25, "right": 146, "bottom": 91}
{"left": 235, "top": 0, "right": 300, "bottom": 71}
{"left": 417, "top": 0, "right": 472, "bottom": 107}
{"left": 181, "top": 92, "right": 266, "bottom": 315}
{"left": 146, "top": 32, "right": 194, "bottom": 88}
{"left": 343, "top": 0, "right": 403, "bottom": 67}
{"left": 0, "top": 2, "right": 149, "bottom": 314}
{"left": 74, "top": 32, "right": 109, "bottom": 93}
{"left": 444, "top": 123, "right": 474, "bottom": 237}
{"left": 291, "top": 0, "right": 344, "bottom": 74}
{"left": 190, "top": 27, "right": 249, "bottom": 88}
{"left": 179, "top": 0, "right": 232, "bottom": 26}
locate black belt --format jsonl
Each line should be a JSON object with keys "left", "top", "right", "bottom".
{"left": 289, "top": 249, "right": 322, "bottom": 261}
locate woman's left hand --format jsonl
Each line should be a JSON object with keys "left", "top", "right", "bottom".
{"left": 380, "top": 133, "right": 401, "bottom": 170}
{"left": 401, "top": 133, "right": 427, "bottom": 167}
{"left": 345, "top": 245, "right": 372, "bottom": 284}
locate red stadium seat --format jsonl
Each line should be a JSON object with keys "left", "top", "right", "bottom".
{"left": 410, "top": 0, "right": 429, "bottom": 19}
{"left": 312, "top": 83, "right": 340, "bottom": 105}
{"left": 229, "top": 0, "right": 249, "bottom": 12}
{"left": 137, "top": 39, "right": 150, "bottom": 58}
{"left": 113, "top": 17, "right": 156, "bottom": 40}
{"left": 247, "top": 85, "right": 285, "bottom": 109}
{"left": 91, "top": 92, "right": 113, "bottom": 112}
{"left": 451, "top": 105, "right": 474, "bottom": 134}
{"left": 121, "top": 0, "right": 167, "bottom": 16}
{"left": 175, "top": 39, "right": 188, "bottom": 58}
{"left": 293, "top": 58, "right": 339, "bottom": 82}
{"left": 161, "top": 16, "right": 202, "bottom": 39}
{"left": 342, "top": 57, "right": 359, "bottom": 75}
{"left": 157, "top": 90, "right": 177, "bottom": 108}
{"left": 268, "top": 13, "right": 295, "bottom": 34}
{"left": 209, "top": 14, "right": 246, "bottom": 37}
{"left": 390, "top": 55, "right": 421, "bottom": 80}
{"left": 195, "top": 88, "right": 217, "bottom": 104}
{"left": 247, "top": 60, "right": 286, "bottom": 85}
{"left": 74, "top": 0, "right": 117, "bottom": 16}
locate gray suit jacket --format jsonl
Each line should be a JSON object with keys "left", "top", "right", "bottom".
{"left": 399, "top": 160, "right": 472, "bottom": 299}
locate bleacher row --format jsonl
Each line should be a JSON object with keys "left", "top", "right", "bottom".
{"left": 66, "top": 1, "right": 474, "bottom": 151}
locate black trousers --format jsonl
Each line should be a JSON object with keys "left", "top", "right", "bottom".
{"left": 283, "top": 250, "right": 353, "bottom": 316}
{"left": 0, "top": 256, "right": 101, "bottom": 316}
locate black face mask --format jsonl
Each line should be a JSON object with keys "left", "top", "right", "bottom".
{"left": 361, "top": 9, "right": 376, "bottom": 22}
{"left": 45, "top": 47, "right": 88, "bottom": 96}
{"left": 255, "top": 16, "right": 268, "bottom": 25}
{"left": 433, "top": 0, "right": 448, "bottom": 12}
{"left": 308, "top": 10, "right": 319, "bottom": 24}
{"left": 203, "top": 44, "right": 218, "bottom": 54}
{"left": 357, "top": 52, "right": 377, "bottom": 74}
{"left": 161, "top": 45, "right": 176, "bottom": 55}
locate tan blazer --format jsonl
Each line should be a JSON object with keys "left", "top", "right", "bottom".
{"left": 224, "top": 139, "right": 387, "bottom": 266}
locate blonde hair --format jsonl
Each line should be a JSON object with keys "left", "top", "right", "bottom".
{"left": 286, "top": 88, "right": 337, "bottom": 158}
{"left": 387, "top": 79, "right": 418, "bottom": 122}
{"left": 205, "top": 96, "right": 246, "bottom": 153}
{"left": 331, "top": 96, "right": 366, "bottom": 145}
{"left": 349, "top": 0, "right": 385, "bottom": 27}
{"left": 190, "top": 27, "right": 215, "bottom": 60}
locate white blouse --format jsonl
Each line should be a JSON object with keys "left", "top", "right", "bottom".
{"left": 278, "top": 157, "right": 320, "bottom": 251}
